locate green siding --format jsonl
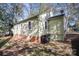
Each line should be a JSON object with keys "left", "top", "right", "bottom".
{"left": 48, "top": 16, "right": 64, "bottom": 41}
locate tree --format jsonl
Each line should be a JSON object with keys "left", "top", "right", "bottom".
{"left": 0, "top": 3, "right": 25, "bottom": 36}
{"left": 28, "top": 3, "right": 40, "bottom": 17}
{"left": 66, "top": 4, "right": 79, "bottom": 32}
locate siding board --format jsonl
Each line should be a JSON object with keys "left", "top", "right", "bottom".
{"left": 48, "top": 16, "right": 64, "bottom": 41}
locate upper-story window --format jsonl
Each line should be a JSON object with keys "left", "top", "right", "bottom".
{"left": 28, "top": 21, "right": 31, "bottom": 30}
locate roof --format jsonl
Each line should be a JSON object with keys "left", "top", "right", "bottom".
{"left": 48, "top": 14, "right": 64, "bottom": 21}
{"left": 14, "top": 13, "right": 64, "bottom": 25}
{"left": 14, "top": 14, "right": 39, "bottom": 25}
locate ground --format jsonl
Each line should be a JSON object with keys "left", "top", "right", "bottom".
{"left": 0, "top": 36, "right": 73, "bottom": 56}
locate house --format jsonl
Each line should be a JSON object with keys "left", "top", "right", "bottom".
{"left": 11, "top": 10, "right": 64, "bottom": 44}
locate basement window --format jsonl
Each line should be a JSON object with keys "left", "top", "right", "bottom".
{"left": 28, "top": 21, "right": 31, "bottom": 30}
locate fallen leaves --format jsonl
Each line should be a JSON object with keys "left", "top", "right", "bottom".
{"left": 0, "top": 41, "right": 73, "bottom": 56}
{"left": 0, "top": 36, "right": 73, "bottom": 56}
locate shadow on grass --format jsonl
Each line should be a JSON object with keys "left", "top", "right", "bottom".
{"left": 71, "top": 38, "right": 79, "bottom": 56}
{"left": 0, "top": 37, "right": 12, "bottom": 48}
{"left": 66, "top": 34, "right": 79, "bottom": 56}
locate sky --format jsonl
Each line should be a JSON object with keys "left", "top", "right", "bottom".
{"left": 17, "top": 3, "right": 30, "bottom": 21}
{"left": 15, "top": 3, "right": 79, "bottom": 24}
{"left": 18, "top": 3, "right": 40, "bottom": 22}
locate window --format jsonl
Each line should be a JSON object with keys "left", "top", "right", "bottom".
{"left": 45, "top": 21, "right": 48, "bottom": 29}
{"left": 28, "top": 21, "right": 31, "bottom": 29}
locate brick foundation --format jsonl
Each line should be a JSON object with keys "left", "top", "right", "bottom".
{"left": 11, "top": 34, "right": 41, "bottom": 44}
